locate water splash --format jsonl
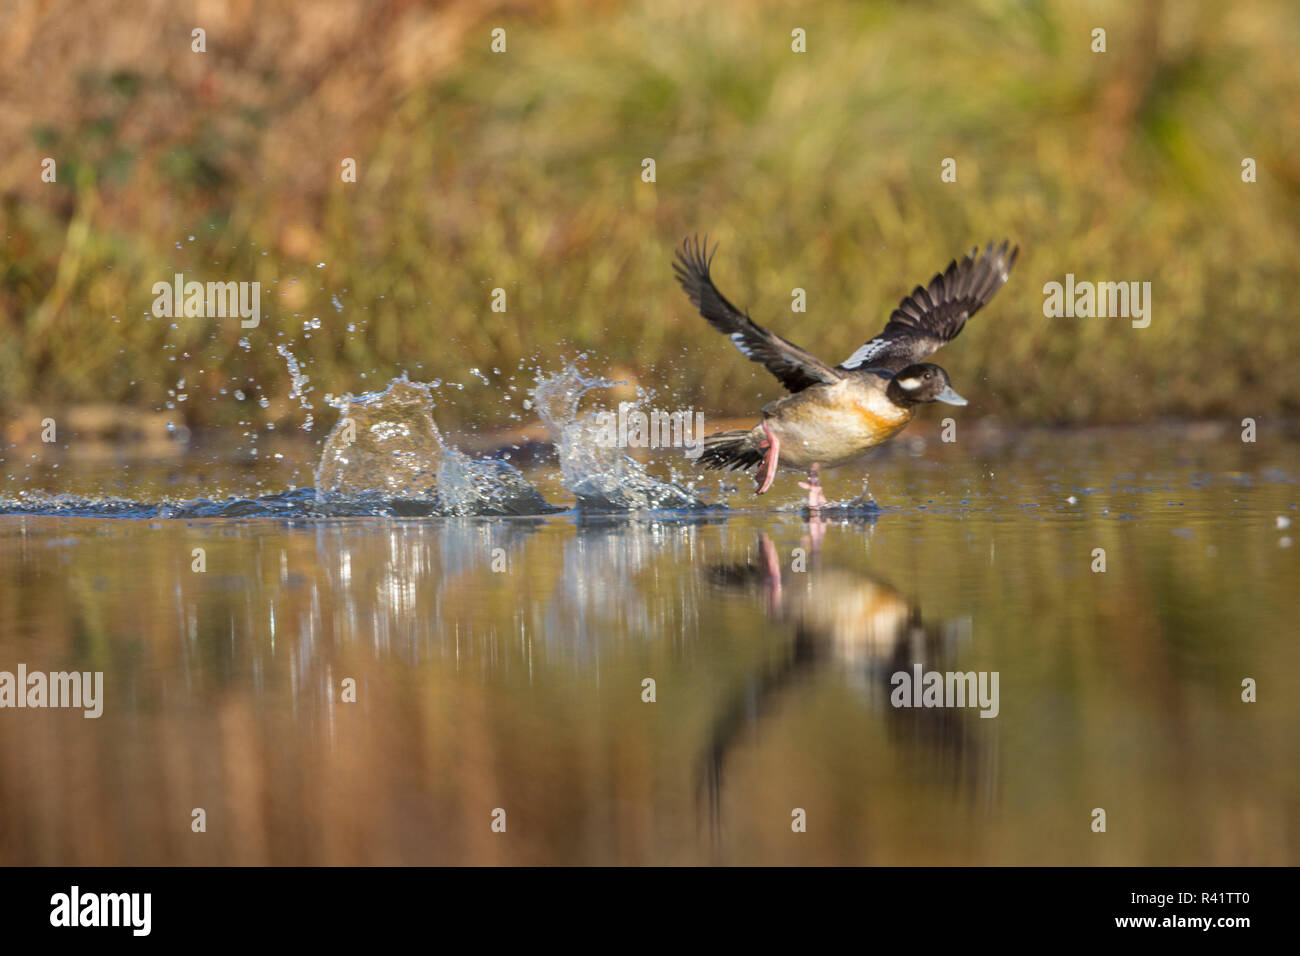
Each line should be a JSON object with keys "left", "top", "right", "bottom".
{"left": 315, "top": 378, "right": 442, "bottom": 500}
{"left": 2, "top": 377, "right": 555, "bottom": 519}
{"left": 435, "top": 447, "right": 553, "bottom": 516}
{"left": 0, "top": 488, "right": 442, "bottom": 519}
{"left": 1, "top": 362, "right": 720, "bottom": 519}
{"left": 531, "top": 363, "right": 708, "bottom": 511}
{"left": 276, "top": 344, "right": 314, "bottom": 431}
{"left": 315, "top": 377, "right": 554, "bottom": 516}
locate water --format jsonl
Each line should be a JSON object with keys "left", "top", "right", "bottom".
{"left": 0, "top": 386, "right": 1296, "bottom": 863}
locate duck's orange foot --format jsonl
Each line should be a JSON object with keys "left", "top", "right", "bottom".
{"left": 758, "top": 533, "right": 783, "bottom": 610}
{"left": 797, "top": 465, "right": 827, "bottom": 509}
{"left": 756, "top": 420, "right": 780, "bottom": 495}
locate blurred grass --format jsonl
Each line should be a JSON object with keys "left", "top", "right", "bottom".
{"left": 3, "top": 0, "right": 1300, "bottom": 433}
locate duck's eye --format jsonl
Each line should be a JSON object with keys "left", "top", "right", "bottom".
{"left": 923, "top": 372, "right": 932, "bottom": 380}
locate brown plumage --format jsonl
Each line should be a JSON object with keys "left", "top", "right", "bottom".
{"left": 678, "top": 237, "right": 1018, "bottom": 506}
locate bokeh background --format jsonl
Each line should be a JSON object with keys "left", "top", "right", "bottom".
{"left": 2, "top": 2, "right": 1298, "bottom": 868}
{"left": 3, "top": 0, "right": 1299, "bottom": 441}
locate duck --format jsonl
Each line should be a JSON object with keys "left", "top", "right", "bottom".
{"left": 699, "top": 523, "right": 994, "bottom": 829}
{"left": 673, "top": 237, "right": 1018, "bottom": 508}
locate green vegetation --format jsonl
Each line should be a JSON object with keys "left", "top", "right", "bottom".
{"left": 3, "top": 0, "right": 1299, "bottom": 432}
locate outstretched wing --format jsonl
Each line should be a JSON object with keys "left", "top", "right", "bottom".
{"left": 838, "top": 240, "right": 1019, "bottom": 374}
{"left": 674, "top": 236, "right": 842, "bottom": 393}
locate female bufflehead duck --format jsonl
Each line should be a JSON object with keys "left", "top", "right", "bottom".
{"left": 674, "top": 237, "right": 1018, "bottom": 507}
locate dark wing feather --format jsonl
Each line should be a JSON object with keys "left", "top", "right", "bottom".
{"left": 674, "top": 236, "right": 842, "bottom": 393}
{"left": 838, "top": 240, "right": 1019, "bottom": 373}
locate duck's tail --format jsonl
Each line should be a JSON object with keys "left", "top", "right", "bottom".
{"left": 698, "top": 428, "right": 763, "bottom": 472}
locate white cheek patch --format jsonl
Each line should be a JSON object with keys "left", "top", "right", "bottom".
{"left": 895, "top": 377, "right": 922, "bottom": 390}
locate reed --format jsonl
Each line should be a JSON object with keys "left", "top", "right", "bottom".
{"left": 3, "top": 0, "right": 1298, "bottom": 432}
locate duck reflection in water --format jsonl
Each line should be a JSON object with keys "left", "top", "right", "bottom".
{"left": 700, "top": 516, "right": 998, "bottom": 840}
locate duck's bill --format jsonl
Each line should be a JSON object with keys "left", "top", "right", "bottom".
{"left": 935, "top": 386, "right": 968, "bottom": 406}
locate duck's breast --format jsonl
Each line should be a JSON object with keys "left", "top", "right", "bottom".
{"left": 766, "top": 381, "right": 912, "bottom": 468}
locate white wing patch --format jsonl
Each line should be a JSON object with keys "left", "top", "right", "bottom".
{"left": 729, "top": 331, "right": 756, "bottom": 358}
{"left": 840, "top": 338, "right": 888, "bottom": 369}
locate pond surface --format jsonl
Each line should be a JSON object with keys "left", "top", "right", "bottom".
{"left": 0, "top": 427, "right": 1296, "bottom": 864}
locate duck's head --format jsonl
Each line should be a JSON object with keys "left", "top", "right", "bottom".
{"left": 886, "top": 363, "right": 967, "bottom": 407}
